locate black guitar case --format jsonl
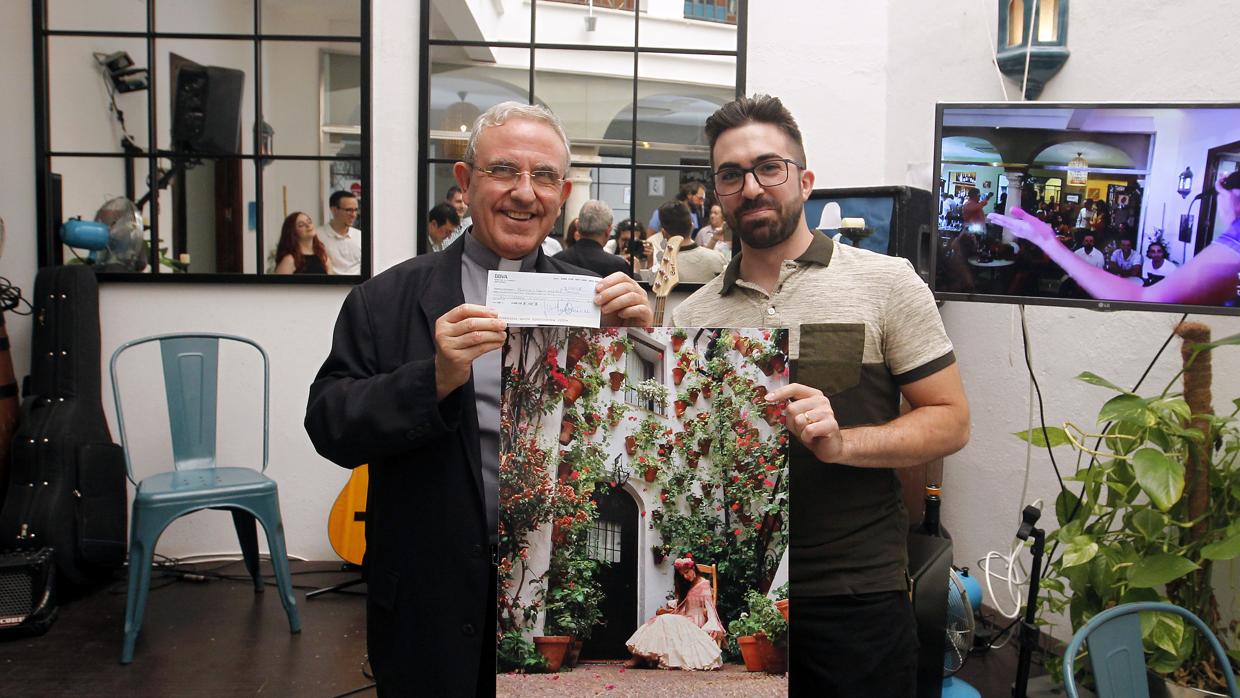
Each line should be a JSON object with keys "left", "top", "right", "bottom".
{"left": 0, "top": 266, "right": 127, "bottom": 587}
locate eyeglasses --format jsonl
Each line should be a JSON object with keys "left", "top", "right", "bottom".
{"left": 472, "top": 164, "right": 565, "bottom": 189}
{"left": 711, "top": 158, "right": 804, "bottom": 196}
{"left": 336, "top": 207, "right": 359, "bottom": 214}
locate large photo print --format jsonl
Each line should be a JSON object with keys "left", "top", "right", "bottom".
{"left": 496, "top": 327, "right": 791, "bottom": 696}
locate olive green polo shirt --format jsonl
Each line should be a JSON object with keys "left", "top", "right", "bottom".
{"left": 673, "top": 233, "right": 955, "bottom": 596}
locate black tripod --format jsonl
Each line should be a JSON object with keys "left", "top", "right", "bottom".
{"left": 1012, "top": 505, "right": 1046, "bottom": 698}
{"left": 307, "top": 563, "right": 366, "bottom": 598}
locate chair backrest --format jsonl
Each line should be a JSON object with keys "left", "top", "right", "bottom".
{"left": 110, "top": 333, "right": 269, "bottom": 483}
{"left": 696, "top": 563, "right": 717, "bottom": 606}
{"left": 1063, "top": 601, "right": 1239, "bottom": 698}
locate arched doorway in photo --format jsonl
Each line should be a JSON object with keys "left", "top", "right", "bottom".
{"left": 580, "top": 485, "right": 638, "bottom": 660}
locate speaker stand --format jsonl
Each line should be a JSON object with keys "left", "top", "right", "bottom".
{"left": 307, "top": 563, "right": 365, "bottom": 599}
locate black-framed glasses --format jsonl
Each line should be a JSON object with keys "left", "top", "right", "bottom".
{"left": 472, "top": 164, "right": 565, "bottom": 189}
{"left": 711, "top": 158, "right": 805, "bottom": 196}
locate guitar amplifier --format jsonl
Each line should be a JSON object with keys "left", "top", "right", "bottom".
{"left": 908, "top": 532, "right": 953, "bottom": 698}
{"left": 0, "top": 547, "right": 58, "bottom": 635}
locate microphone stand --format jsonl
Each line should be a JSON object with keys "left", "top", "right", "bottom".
{"left": 1012, "top": 505, "right": 1045, "bottom": 698}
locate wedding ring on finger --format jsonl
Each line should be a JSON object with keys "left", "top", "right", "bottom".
{"left": 803, "top": 411, "right": 818, "bottom": 425}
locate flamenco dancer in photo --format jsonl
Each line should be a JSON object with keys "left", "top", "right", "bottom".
{"left": 624, "top": 557, "right": 725, "bottom": 671}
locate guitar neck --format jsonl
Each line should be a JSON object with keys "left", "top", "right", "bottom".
{"left": 654, "top": 296, "right": 668, "bottom": 326}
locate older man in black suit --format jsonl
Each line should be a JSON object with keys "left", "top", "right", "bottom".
{"left": 305, "top": 102, "right": 652, "bottom": 697}
{"left": 554, "top": 199, "right": 634, "bottom": 278}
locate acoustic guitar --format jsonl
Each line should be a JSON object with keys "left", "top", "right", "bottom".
{"left": 326, "top": 464, "right": 368, "bottom": 566}
{"left": 651, "top": 235, "right": 682, "bottom": 325}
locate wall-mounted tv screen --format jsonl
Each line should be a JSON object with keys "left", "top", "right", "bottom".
{"left": 932, "top": 103, "right": 1240, "bottom": 315}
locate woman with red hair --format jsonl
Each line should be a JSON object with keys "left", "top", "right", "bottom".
{"left": 624, "top": 557, "right": 724, "bottom": 670}
{"left": 275, "top": 211, "right": 332, "bottom": 274}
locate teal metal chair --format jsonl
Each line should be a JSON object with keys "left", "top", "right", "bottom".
{"left": 111, "top": 333, "right": 300, "bottom": 664}
{"left": 1063, "top": 601, "right": 1239, "bottom": 698}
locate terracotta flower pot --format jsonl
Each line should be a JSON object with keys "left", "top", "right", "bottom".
{"left": 609, "top": 371, "right": 625, "bottom": 392}
{"left": 672, "top": 367, "right": 686, "bottom": 386}
{"left": 671, "top": 335, "right": 686, "bottom": 352}
{"left": 686, "top": 455, "right": 699, "bottom": 469}
{"left": 564, "top": 638, "right": 583, "bottom": 668}
{"left": 698, "top": 438, "right": 711, "bottom": 455}
{"left": 652, "top": 547, "right": 666, "bottom": 564}
{"left": 566, "top": 336, "right": 589, "bottom": 370}
{"left": 771, "top": 355, "right": 786, "bottom": 375}
{"left": 563, "top": 376, "right": 585, "bottom": 404}
{"left": 688, "top": 388, "right": 699, "bottom": 402}
{"left": 674, "top": 400, "right": 689, "bottom": 418}
{"left": 757, "top": 357, "right": 775, "bottom": 376}
{"left": 701, "top": 384, "right": 712, "bottom": 399}
{"left": 737, "top": 635, "right": 764, "bottom": 672}
{"left": 610, "top": 342, "right": 625, "bottom": 361}
{"left": 775, "top": 598, "right": 789, "bottom": 621}
{"left": 625, "top": 435, "right": 637, "bottom": 456}
{"left": 754, "top": 385, "right": 768, "bottom": 400}
{"left": 757, "top": 635, "right": 787, "bottom": 675}
{"left": 644, "top": 466, "right": 657, "bottom": 483}
{"left": 559, "top": 418, "right": 574, "bottom": 445}
{"left": 534, "top": 635, "right": 572, "bottom": 673}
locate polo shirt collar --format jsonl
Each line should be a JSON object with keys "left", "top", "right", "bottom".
{"left": 718, "top": 231, "right": 834, "bottom": 295}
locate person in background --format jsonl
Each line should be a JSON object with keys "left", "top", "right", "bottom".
{"left": 317, "top": 190, "right": 363, "bottom": 275}
{"left": 427, "top": 202, "right": 460, "bottom": 253}
{"left": 961, "top": 188, "right": 986, "bottom": 229}
{"left": 564, "top": 217, "right": 579, "bottom": 249}
{"left": 658, "top": 200, "right": 726, "bottom": 282}
{"left": 275, "top": 211, "right": 332, "bottom": 274}
{"left": 695, "top": 204, "right": 733, "bottom": 258}
{"left": 624, "top": 558, "right": 724, "bottom": 671}
{"left": 1073, "top": 234, "right": 1105, "bottom": 269}
{"left": 606, "top": 218, "right": 648, "bottom": 274}
{"left": 1141, "top": 240, "right": 1178, "bottom": 286}
{"left": 1107, "top": 238, "right": 1142, "bottom": 278}
{"left": 647, "top": 181, "right": 706, "bottom": 238}
{"left": 555, "top": 201, "right": 633, "bottom": 278}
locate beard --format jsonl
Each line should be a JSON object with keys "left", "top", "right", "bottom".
{"left": 726, "top": 195, "right": 802, "bottom": 250}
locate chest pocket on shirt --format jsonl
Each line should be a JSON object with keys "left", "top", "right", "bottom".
{"left": 793, "top": 323, "right": 865, "bottom": 396}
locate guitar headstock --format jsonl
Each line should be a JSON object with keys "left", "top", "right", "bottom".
{"left": 651, "top": 235, "right": 682, "bottom": 299}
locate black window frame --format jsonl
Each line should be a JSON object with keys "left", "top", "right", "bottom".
{"left": 416, "top": 0, "right": 746, "bottom": 293}
{"left": 32, "top": 0, "right": 372, "bottom": 284}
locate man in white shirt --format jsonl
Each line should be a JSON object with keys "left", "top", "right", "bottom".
{"left": 318, "top": 190, "right": 363, "bottom": 275}
{"left": 1073, "top": 234, "right": 1105, "bottom": 269}
{"left": 1107, "top": 238, "right": 1143, "bottom": 278}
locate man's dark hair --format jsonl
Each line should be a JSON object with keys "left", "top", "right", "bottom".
{"left": 445, "top": 186, "right": 462, "bottom": 200}
{"left": 676, "top": 181, "right": 704, "bottom": 201}
{"left": 330, "top": 190, "right": 357, "bottom": 209}
{"left": 428, "top": 202, "right": 460, "bottom": 227}
{"left": 657, "top": 200, "right": 692, "bottom": 237}
{"left": 704, "top": 94, "right": 806, "bottom": 166}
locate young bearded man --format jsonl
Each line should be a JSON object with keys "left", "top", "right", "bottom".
{"left": 306, "top": 102, "right": 652, "bottom": 698}
{"left": 673, "top": 95, "right": 970, "bottom": 698}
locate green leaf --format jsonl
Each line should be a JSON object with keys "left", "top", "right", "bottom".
{"left": 1141, "top": 611, "right": 1186, "bottom": 656}
{"left": 1099, "top": 394, "right": 1152, "bottom": 424}
{"left": 1056, "top": 489, "right": 1083, "bottom": 527}
{"left": 1201, "top": 534, "right": 1240, "bottom": 561}
{"left": 1190, "top": 332, "right": 1240, "bottom": 352}
{"left": 1129, "top": 509, "right": 1167, "bottom": 543}
{"left": 1076, "top": 371, "right": 1132, "bottom": 394}
{"left": 1132, "top": 448, "right": 1185, "bottom": 511}
{"left": 1153, "top": 397, "right": 1191, "bottom": 422}
{"left": 1106, "top": 419, "right": 1145, "bottom": 457}
{"left": 1062, "top": 535, "right": 1099, "bottom": 568}
{"left": 1127, "top": 553, "right": 1198, "bottom": 588}
{"left": 1014, "top": 426, "right": 1070, "bottom": 448}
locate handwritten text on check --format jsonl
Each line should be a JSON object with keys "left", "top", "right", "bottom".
{"left": 486, "top": 271, "right": 601, "bottom": 327}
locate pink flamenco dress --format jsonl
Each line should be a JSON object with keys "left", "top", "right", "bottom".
{"left": 625, "top": 577, "right": 724, "bottom": 670}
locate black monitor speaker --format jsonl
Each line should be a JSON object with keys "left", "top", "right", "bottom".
{"left": 908, "top": 532, "right": 952, "bottom": 698}
{"left": 170, "top": 53, "right": 244, "bottom": 155}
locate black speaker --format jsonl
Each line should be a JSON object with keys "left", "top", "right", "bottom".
{"left": 1179, "top": 213, "right": 1195, "bottom": 243}
{"left": 908, "top": 532, "right": 952, "bottom": 698}
{"left": 0, "top": 547, "right": 57, "bottom": 636}
{"left": 171, "top": 55, "right": 245, "bottom": 155}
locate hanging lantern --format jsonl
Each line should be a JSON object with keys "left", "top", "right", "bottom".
{"left": 996, "top": 0, "right": 1071, "bottom": 99}
{"left": 1177, "top": 167, "right": 1193, "bottom": 199}
{"left": 1066, "top": 152, "right": 1088, "bottom": 186}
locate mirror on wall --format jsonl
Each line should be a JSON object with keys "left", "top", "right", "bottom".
{"left": 35, "top": 0, "right": 370, "bottom": 282}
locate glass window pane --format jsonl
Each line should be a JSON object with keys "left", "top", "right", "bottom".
{"left": 430, "top": 0, "right": 529, "bottom": 43}
{"left": 48, "top": 0, "right": 147, "bottom": 34}
{"left": 154, "top": 38, "right": 256, "bottom": 154}
{"left": 262, "top": 158, "right": 359, "bottom": 275}
{"left": 261, "top": 0, "right": 361, "bottom": 37}
{"left": 52, "top": 155, "right": 153, "bottom": 271}
{"left": 429, "top": 46, "right": 530, "bottom": 162}
{"left": 151, "top": 155, "right": 258, "bottom": 274}
{"left": 156, "top": 0, "right": 254, "bottom": 34}
{"left": 535, "top": 0, "right": 635, "bottom": 46}
{"left": 634, "top": 53, "right": 734, "bottom": 164}
{"left": 49, "top": 36, "right": 151, "bottom": 154}
{"left": 632, "top": 167, "right": 710, "bottom": 232}
{"left": 260, "top": 42, "right": 361, "bottom": 156}
{"left": 533, "top": 48, "right": 635, "bottom": 153}
{"left": 638, "top": 0, "right": 738, "bottom": 51}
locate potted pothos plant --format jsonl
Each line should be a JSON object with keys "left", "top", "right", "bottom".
{"left": 1018, "top": 326, "right": 1240, "bottom": 695}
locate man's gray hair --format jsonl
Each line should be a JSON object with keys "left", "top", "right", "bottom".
{"left": 577, "top": 200, "right": 613, "bottom": 237}
{"left": 463, "top": 101, "right": 572, "bottom": 171}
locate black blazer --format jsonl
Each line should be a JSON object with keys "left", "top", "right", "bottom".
{"left": 553, "top": 238, "right": 635, "bottom": 279}
{"left": 305, "top": 235, "right": 595, "bottom": 696}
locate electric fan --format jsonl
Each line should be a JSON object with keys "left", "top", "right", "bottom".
{"left": 942, "top": 567, "right": 982, "bottom": 698}
{"left": 60, "top": 197, "right": 147, "bottom": 272}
